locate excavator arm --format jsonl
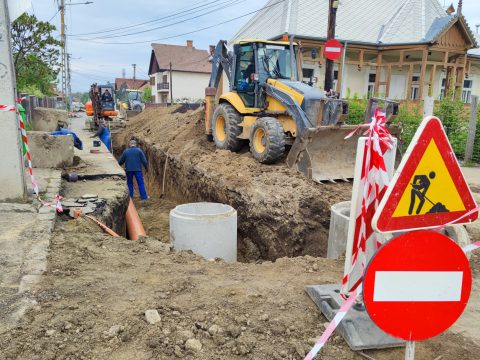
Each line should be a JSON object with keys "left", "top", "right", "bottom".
{"left": 205, "top": 41, "right": 234, "bottom": 135}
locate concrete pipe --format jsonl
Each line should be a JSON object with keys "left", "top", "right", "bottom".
{"left": 170, "top": 202, "right": 237, "bottom": 262}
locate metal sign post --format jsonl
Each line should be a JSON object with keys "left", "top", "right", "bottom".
{"left": 405, "top": 341, "right": 415, "bottom": 360}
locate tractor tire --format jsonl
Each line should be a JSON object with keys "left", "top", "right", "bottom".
{"left": 250, "top": 117, "right": 285, "bottom": 164}
{"left": 212, "top": 103, "right": 244, "bottom": 152}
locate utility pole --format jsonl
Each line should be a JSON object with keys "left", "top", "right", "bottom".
{"left": 169, "top": 62, "right": 173, "bottom": 104}
{"left": 67, "top": 53, "right": 72, "bottom": 108}
{"left": 0, "top": 0, "right": 26, "bottom": 200}
{"left": 132, "top": 63, "right": 136, "bottom": 88}
{"left": 324, "top": 0, "right": 338, "bottom": 93}
{"left": 60, "top": 0, "right": 67, "bottom": 109}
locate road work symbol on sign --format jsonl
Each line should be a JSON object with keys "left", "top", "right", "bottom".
{"left": 363, "top": 230, "right": 472, "bottom": 341}
{"left": 373, "top": 116, "right": 478, "bottom": 233}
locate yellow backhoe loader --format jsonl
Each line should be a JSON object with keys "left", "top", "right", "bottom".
{"left": 205, "top": 40, "right": 399, "bottom": 182}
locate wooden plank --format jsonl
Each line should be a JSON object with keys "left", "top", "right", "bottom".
{"left": 319, "top": 45, "right": 324, "bottom": 66}
{"left": 406, "top": 63, "right": 414, "bottom": 99}
{"left": 385, "top": 65, "right": 392, "bottom": 97}
{"left": 418, "top": 49, "right": 428, "bottom": 99}
{"left": 374, "top": 52, "right": 382, "bottom": 96}
{"left": 399, "top": 50, "right": 404, "bottom": 69}
{"left": 443, "top": 51, "right": 449, "bottom": 67}
{"left": 359, "top": 49, "right": 364, "bottom": 69}
{"left": 429, "top": 64, "right": 437, "bottom": 97}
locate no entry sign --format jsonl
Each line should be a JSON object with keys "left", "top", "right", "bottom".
{"left": 324, "top": 39, "right": 343, "bottom": 61}
{"left": 363, "top": 230, "right": 472, "bottom": 341}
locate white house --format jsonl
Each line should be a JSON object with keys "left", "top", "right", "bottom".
{"left": 231, "top": 0, "right": 480, "bottom": 103}
{"left": 148, "top": 40, "right": 212, "bottom": 103}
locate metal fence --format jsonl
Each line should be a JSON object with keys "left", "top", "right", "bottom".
{"left": 18, "top": 94, "right": 64, "bottom": 123}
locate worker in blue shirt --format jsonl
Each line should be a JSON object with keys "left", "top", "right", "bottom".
{"left": 118, "top": 139, "right": 148, "bottom": 200}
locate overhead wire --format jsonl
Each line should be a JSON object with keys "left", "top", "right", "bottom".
{"left": 68, "top": 0, "right": 225, "bottom": 37}
{"left": 70, "top": 0, "right": 286, "bottom": 45}
{"left": 75, "top": 0, "right": 244, "bottom": 40}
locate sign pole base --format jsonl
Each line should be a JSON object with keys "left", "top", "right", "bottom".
{"left": 405, "top": 341, "right": 415, "bottom": 360}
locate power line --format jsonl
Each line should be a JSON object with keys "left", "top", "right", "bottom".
{"left": 70, "top": 0, "right": 286, "bottom": 45}
{"left": 78, "top": 0, "right": 243, "bottom": 41}
{"left": 68, "top": 0, "right": 225, "bottom": 37}
{"left": 47, "top": 9, "right": 60, "bottom": 23}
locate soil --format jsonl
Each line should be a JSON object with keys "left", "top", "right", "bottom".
{"left": 1, "top": 108, "right": 479, "bottom": 359}
{"left": 113, "top": 106, "right": 352, "bottom": 261}
{"left": 1, "top": 214, "right": 479, "bottom": 360}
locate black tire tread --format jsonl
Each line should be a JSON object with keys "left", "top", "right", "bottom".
{"left": 250, "top": 117, "right": 285, "bottom": 164}
{"left": 212, "top": 103, "right": 244, "bottom": 152}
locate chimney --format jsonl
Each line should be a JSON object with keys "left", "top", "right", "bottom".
{"left": 186, "top": 40, "right": 193, "bottom": 48}
{"left": 209, "top": 45, "right": 215, "bottom": 56}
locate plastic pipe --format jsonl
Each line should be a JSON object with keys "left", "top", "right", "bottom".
{"left": 85, "top": 215, "right": 120, "bottom": 237}
{"left": 126, "top": 198, "right": 146, "bottom": 240}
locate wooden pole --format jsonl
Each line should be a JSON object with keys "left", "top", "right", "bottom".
{"left": 406, "top": 64, "right": 413, "bottom": 99}
{"left": 465, "top": 95, "right": 478, "bottom": 163}
{"left": 374, "top": 52, "right": 382, "bottom": 96}
{"left": 324, "top": 0, "right": 338, "bottom": 92}
{"left": 418, "top": 49, "right": 428, "bottom": 100}
{"left": 169, "top": 62, "right": 173, "bottom": 104}
{"left": 385, "top": 65, "right": 392, "bottom": 98}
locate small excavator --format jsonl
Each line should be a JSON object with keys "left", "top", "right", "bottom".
{"left": 205, "top": 39, "right": 400, "bottom": 182}
{"left": 85, "top": 83, "right": 118, "bottom": 125}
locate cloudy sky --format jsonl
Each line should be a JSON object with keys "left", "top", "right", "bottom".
{"left": 27, "top": 0, "right": 480, "bottom": 92}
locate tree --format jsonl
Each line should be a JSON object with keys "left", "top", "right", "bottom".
{"left": 142, "top": 85, "right": 152, "bottom": 103}
{"left": 11, "top": 13, "right": 62, "bottom": 96}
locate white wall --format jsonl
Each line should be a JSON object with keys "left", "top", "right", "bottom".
{"left": 171, "top": 71, "right": 210, "bottom": 101}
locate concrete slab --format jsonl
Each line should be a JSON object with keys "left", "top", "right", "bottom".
{"left": 0, "top": 167, "right": 61, "bottom": 331}
{"left": 28, "top": 131, "right": 74, "bottom": 168}
{"left": 305, "top": 284, "right": 405, "bottom": 351}
{"left": 31, "top": 107, "right": 68, "bottom": 132}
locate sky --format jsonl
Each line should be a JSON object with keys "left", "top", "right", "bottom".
{"left": 26, "top": 0, "right": 480, "bottom": 92}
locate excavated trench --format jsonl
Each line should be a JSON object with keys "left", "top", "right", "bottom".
{"left": 112, "top": 107, "right": 352, "bottom": 262}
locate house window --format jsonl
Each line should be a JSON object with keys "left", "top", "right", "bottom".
{"left": 162, "top": 74, "right": 168, "bottom": 83}
{"left": 462, "top": 79, "right": 473, "bottom": 103}
{"left": 411, "top": 75, "right": 420, "bottom": 100}
{"left": 302, "top": 68, "right": 315, "bottom": 84}
{"left": 367, "top": 73, "right": 376, "bottom": 98}
{"left": 439, "top": 78, "right": 446, "bottom": 99}
{"left": 150, "top": 76, "right": 155, "bottom": 86}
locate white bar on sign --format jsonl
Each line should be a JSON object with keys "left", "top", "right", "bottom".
{"left": 374, "top": 271, "right": 463, "bottom": 302}
{"left": 325, "top": 47, "right": 341, "bottom": 52}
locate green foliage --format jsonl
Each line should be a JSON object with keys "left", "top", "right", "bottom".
{"left": 434, "top": 98, "right": 469, "bottom": 158}
{"left": 142, "top": 86, "right": 152, "bottom": 103}
{"left": 11, "top": 13, "right": 61, "bottom": 96}
{"left": 472, "top": 104, "right": 480, "bottom": 163}
{"left": 397, "top": 101, "right": 423, "bottom": 152}
{"left": 345, "top": 99, "right": 367, "bottom": 125}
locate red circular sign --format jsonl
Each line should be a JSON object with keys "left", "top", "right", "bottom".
{"left": 324, "top": 39, "right": 343, "bottom": 61}
{"left": 363, "top": 231, "right": 471, "bottom": 341}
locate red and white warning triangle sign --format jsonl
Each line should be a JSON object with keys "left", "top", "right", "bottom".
{"left": 373, "top": 116, "right": 478, "bottom": 233}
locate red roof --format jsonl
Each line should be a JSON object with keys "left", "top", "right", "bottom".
{"left": 115, "top": 78, "right": 149, "bottom": 90}
{"left": 149, "top": 41, "right": 212, "bottom": 74}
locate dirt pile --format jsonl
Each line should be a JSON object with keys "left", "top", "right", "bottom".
{"left": 2, "top": 217, "right": 479, "bottom": 360}
{"left": 114, "top": 107, "right": 352, "bottom": 261}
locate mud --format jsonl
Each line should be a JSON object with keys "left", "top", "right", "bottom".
{"left": 113, "top": 107, "right": 351, "bottom": 261}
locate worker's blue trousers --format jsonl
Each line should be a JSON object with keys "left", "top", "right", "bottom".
{"left": 126, "top": 171, "right": 148, "bottom": 200}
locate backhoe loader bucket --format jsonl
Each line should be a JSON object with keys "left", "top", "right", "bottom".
{"left": 286, "top": 124, "right": 401, "bottom": 183}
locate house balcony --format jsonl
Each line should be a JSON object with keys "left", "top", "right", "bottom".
{"left": 157, "top": 82, "right": 170, "bottom": 92}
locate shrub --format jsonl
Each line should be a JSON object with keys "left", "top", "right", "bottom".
{"left": 434, "top": 98, "right": 469, "bottom": 158}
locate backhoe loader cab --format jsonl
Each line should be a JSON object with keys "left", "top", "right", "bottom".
{"left": 205, "top": 40, "right": 396, "bottom": 183}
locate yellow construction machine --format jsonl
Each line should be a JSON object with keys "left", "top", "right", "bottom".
{"left": 205, "top": 40, "right": 399, "bottom": 182}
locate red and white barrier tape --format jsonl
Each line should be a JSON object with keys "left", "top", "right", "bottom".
{"left": 1, "top": 102, "right": 63, "bottom": 212}
{"left": 304, "top": 285, "right": 362, "bottom": 360}
{"left": 304, "top": 207, "right": 480, "bottom": 360}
